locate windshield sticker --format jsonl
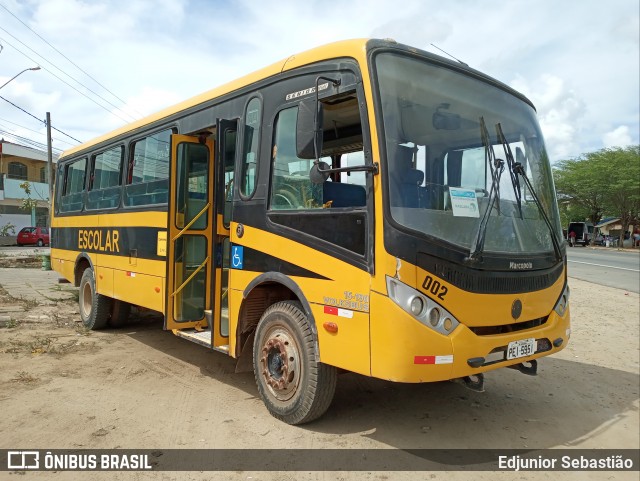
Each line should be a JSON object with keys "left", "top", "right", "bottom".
{"left": 449, "top": 187, "right": 479, "bottom": 218}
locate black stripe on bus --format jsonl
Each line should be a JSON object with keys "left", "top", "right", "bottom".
{"left": 52, "top": 227, "right": 330, "bottom": 280}
{"left": 52, "top": 226, "right": 164, "bottom": 261}
{"left": 238, "top": 245, "right": 331, "bottom": 281}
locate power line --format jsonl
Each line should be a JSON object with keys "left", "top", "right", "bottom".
{"left": 0, "top": 116, "right": 74, "bottom": 148}
{"left": 0, "top": 126, "right": 63, "bottom": 153}
{"left": 0, "top": 128, "right": 62, "bottom": 153}
{"left": 0, "top": 27, "right": 139, "bottom": 121}
{"left": 0, "top": 95, "right": 82, "bottom": 143}
{"left": 0, "top": 33, "right": 137, "bottom": 124}
{"left": 0, "top": 2, "right": 144, "bottom": 119}
{"left": 0, "top": 127, "right": 60, "bottom": 151}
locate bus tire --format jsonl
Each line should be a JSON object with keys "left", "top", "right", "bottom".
{"left": 109, "top": 300, "right": 131, "bottom": 327}
{"left": 79, "top": 268, "right": 112, "bottom": 330}
{"left": 253, "top": 300, "right": 336, "bottom": 425}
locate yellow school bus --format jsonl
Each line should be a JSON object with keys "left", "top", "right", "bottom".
{"left": 51, "top": 38, "right": 571, "bottom": 424}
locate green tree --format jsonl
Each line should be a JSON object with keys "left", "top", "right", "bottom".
{"left": 554, "top": 146, "right": 640, "bottom": 246}
{"left": 19, "top": 181, "right": 39, "bottom": 226}
{"left": 554, "top": 154, "right": 607, "bottom": 229}
{"left": 598, "top": 146, "right": 640, "bottom": 246}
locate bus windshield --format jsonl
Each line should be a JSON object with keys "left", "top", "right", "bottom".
{"left": 375, "top": 52, "right": 563, "bottom": 258}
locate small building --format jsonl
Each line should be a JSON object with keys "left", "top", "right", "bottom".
{"left": 0, "top": 140, "right": 57, "bottom": 234}
{"left": 596, "top": 217, "right": 635, "bottom": 241}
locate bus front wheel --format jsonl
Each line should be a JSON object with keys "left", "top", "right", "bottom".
{"left": 79, "top": 268, "right": 112, "bottom": 330}
{"left": 253, "top": 301, "right": 337, "bottom": 425}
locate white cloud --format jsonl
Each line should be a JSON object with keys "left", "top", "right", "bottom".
{"left": 603, "top": 126, "right": 633, "bottom": 148}
{"left": 121, "top": 86, "right": 183, "bottom": 119}
{"left": 370, "top": 15, "right": 452, "bottom": 48}
{"left": 510, "top": 74, "right": 586, "bottom": 161}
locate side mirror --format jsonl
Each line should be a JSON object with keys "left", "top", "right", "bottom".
{"left": 296, "top": 99, "right": 323, "bottom": 159}
{"left": 309, "top": 161, "right": 331, "bottom": 184}
{"left": 432, "top": 103, "right": 460, "bottom": 130}
{"left": 432, "top": 111, "right": 460, "bottom": 130}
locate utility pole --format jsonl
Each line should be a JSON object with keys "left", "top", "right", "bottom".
{"left": 46, "top": 112, "right": 53, "bottom": 229}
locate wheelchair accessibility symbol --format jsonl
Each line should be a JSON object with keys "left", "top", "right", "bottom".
{"left": 231, "top": 245, "right": 244, "bottom": 269}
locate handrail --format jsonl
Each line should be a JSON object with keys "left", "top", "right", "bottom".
{"left": 172, "top": 202, "right": 210, "bottom": 241}
{"left": 171, "top": 256, "right": 209, "bottom": 297}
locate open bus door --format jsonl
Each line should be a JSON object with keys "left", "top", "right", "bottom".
{"left": 166, "top": 128, "right": 234, "bottom": 351}
{"left": 166, "top": 134, "right": 228, "bottom": 349}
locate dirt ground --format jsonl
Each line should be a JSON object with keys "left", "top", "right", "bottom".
{"left": 0, "top": 271, "right": 638, "bottom": 481}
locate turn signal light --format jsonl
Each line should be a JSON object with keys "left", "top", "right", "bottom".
{"left": 323, "top": 322, "right": 339, "bottom": 333}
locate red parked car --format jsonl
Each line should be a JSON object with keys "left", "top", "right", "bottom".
{"left": 17, "top": 227, "right": 50, "bottom": 247}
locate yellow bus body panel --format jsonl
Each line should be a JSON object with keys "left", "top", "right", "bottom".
{"left": 113, "top": 269, "right": 164, "bottom": 312}
{"left": 370, "top": 291, "right": 454, "bottom": 382}
{"left": 228, "top": 223, "right": 372, "bottom": 376}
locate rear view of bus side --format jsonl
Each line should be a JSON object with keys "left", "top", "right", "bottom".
{"left": 51, "top": 39, "right": 571, "bottom": 424}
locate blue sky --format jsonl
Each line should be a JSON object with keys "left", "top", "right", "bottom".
{"left": 0, "top": 0, "right": 638, "bottom": 161}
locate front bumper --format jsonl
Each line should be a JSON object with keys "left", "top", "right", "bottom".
{"left": 369, "top": 291, "right": 571, "bottom": 383}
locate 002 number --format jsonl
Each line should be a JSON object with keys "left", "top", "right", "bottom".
{"left": 422, "top": 275, "right": 448, "bottom": 300}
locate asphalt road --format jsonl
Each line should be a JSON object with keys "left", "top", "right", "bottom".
{"left": 567, "top": 247, "right": 640, "bottom": 293}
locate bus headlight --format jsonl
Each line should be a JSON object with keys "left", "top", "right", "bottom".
{"left": 410, "top": 296, "right": 425, "bottom": 316}
{"left": 386, "top": 276, "right": 460, "bottom": 336}
{"left": 428, "top": 307, "right": 440, "bottom": 326}
{"left": 553, "top": 284, "right": 570, "bottom": 317}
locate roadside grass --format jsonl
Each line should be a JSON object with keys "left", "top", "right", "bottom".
{"left": 3, "top": 319, "right": 19, "bottom": 329}
{"left": 29, "top": 336, "right": 53, "bottom": 354}
{"left": 11, "top": 371, "right": 39, "bottom": 384}
{"left": 1, "top": 333, "right": 97, "bottom": 356}
{"left": 19, "top": 296, "right": 40, "bottom": 309}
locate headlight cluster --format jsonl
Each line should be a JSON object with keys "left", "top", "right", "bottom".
{"left": 553, "top": 283, "right": 570, "bottom": 317}
{"left": 386, "top": 276, "right": 459, "bottom": 336}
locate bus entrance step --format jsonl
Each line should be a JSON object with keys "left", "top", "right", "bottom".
{"left": 173, "top": 328, "right": 229, "bottom": 353}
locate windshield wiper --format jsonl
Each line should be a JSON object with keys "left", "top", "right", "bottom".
{"left": 510, "top": 160, "right": 564, "bottom": 264}
{"left": 495, "top": 124, "right": 562, "bottom": 263}
{"left": 466, "top": 117, "right": 504, "bottom": 263}
{"left": 496, "top": 123, "right": 523, "bottom": 219}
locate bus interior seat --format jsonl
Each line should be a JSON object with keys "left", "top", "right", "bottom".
{"left": 322, "top": 181, "right": 366, "bottom": 208}
{"left": 390, "top": 145, "right": 427, "bottom": 208}
{"left": 399, "top": 169, "right": 425, "bottom": 208}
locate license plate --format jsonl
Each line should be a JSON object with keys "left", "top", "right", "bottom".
{"left": 506, "top": 338, "right": 535, "bottom": 360}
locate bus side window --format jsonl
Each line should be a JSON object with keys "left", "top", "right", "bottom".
{"left": 125, "top": 128, "right": 172, "bottom": 206}
{"left": 222, "top": 127, "right": 237, "bottom": 228}
{"left": 86, "top": 146, "right": 123, "bottom": 210}
{"left": 270, "top": 107, "right": 322, "bottom": 210}
{"left": 59, "top": 157, "right": 87, "bottom": 213}
{"left": 240, "top": 97, "right": 261, "bottom": 198}
{"left": 268, "top": 93, "right": 368, "bottom": 256}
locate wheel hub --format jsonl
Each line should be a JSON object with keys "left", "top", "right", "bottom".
{"left": 81, "top": 281, "right": 93, "bottom": 318}
{"left": 259, "top": 330, "right": 299, "bottom": 401}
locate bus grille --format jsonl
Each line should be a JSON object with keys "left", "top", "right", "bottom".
{"left": 469, "top": 316, "right": 547, "bottom": 336}
{"left": 416, "top": 253, "right": 564, "bottom": 294}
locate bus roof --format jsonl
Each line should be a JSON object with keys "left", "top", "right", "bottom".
{"left": 60, "top": 38, "right": 370, "bottom": 158}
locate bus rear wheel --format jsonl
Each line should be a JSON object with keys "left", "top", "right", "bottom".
{"left": 253, "top": 301, "right": 336, "bottom": 425}
{"left": 79, "top": 268, "right": 112, "bottom": 330}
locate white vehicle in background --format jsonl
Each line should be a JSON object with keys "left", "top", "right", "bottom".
{"left": 567, "top": 222, "right": 593, "bottom": 246}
